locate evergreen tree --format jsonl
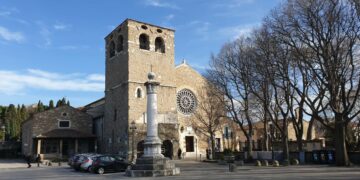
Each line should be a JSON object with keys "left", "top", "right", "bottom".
{"left": 37, "top": 100, "right": 45, "bottom": 112}
{"left": 61, "top": 97, "right": 66, "bottom": 106}
{"left": 56, "top": 100, "right": 62, "bottom": 107}
{"left": 19, "top": 105, "right": 28, "bottom": 122}
{"left": 66, "top": 100, "right": 70, "bottom": 106}
{"left": 49, "top": 100, "right": 54, "bottom": 109}
{"left": 5, "top": 104, "right": 17, "bottom": 140}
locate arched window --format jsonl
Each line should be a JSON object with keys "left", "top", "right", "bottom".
{"left": 139, "top": 34, "right": 150, "bottom": 50}
{"left": 109, "top": 40, "right": 115, "bottom": 58}
{"left": 116, "top": 35, "right": 123, "bottom": 52}
{"left": 136, "top": 88, "right": 142, "bottom": 98}
{"left": 155, "top": 37, "right": 165, "bottom": 53}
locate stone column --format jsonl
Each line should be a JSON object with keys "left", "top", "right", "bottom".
{"left": 143, "top": 72, "right": 163, "bottom": 158}
{"left": 59, "top": 139, "right": 63, "bottom": 158}
{"left": 37, "top": 139, "right": 42, "bottom": 155}
{"left": 75, "top": 139, "right": 78, "bottom": 153}
{"left": 126, "top": 72, "right": 180, "bottom": 177}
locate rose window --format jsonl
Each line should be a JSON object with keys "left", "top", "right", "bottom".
{"left": 176, "top": 89, "right": 197, "bottom": 115}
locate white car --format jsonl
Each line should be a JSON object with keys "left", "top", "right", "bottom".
{"left": 80, "top": 154, "right": 101, "bottom": 171}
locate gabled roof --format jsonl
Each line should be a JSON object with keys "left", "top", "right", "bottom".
{"left": 175, "top": 59, "right": 206, "bottom": 80}
{"left": 22, "top": 105, "right": 92, "bottom": 125}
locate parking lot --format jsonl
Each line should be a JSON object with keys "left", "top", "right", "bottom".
{"left": 1, "top": 160, "right": 360, "bottom": 179}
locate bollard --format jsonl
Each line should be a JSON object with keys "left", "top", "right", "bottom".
{"left": 229, "top": 163, "right": 237, "bottom": 172}
{"left": 273, "top": 160, "right": 279, "bottom": 167}
{"left": 255, "top": 160, "right": 262, "bottom": 167}
{"left": 262, "top": 160, "right": 269, "bottom": 167}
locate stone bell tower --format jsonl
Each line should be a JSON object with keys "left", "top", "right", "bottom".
{"left": 102, "top": 19, "right": 178, "bottom": 156}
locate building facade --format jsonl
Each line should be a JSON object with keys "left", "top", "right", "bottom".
{"left": 89, "top": 19, "right": 225, "bottom": 160}
{"left": 22, "top": 106, "right": 96, "bottom": 160}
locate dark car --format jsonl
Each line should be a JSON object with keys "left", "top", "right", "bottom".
{"left": 92, "top": 155, "right": 129, "bottom": 174}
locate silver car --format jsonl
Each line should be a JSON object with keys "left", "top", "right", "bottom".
{"left": 80, "top": 154, "right": 101, "bottom": 171}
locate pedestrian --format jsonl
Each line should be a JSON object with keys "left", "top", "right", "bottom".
{"left": 206, "top": 149, "right": 209, "bottom": 160}
{"left": 25, "top": 155, "right": 31, "bottom": 168}
{"left": 36, "top": 154, "right": 41, "bottom": 167}
{"left": 177, "top": 148, "right": 182, "bottom": 159}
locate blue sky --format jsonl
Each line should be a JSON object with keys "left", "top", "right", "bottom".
{"left": 0, "top": 0, "right": 281, "bottom": 107}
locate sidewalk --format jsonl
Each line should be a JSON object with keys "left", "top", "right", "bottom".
{"left": 0, "top": 159, "right": 32, "bottom": 169}
{"left": 0, "top": 159, "right": 66, "bottom": 169}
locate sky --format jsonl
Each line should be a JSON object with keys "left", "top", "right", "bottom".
{"left": 0, "top": 0, "right": 282, "bottom": 107}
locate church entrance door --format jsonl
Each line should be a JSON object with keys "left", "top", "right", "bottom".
{"left": 161, "top": 140, "right": 173, "bottom": 159}
{"left": 185, "top": 136, "right": 194, "bottom": 152}
{"left": 137, "top": 140, "right": 144, "bottom": 158}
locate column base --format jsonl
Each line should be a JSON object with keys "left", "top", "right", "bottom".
{"left": 126, "top": 156, "right": 180, "bottom": 177}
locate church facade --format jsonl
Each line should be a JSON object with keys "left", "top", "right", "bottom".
{"left": 87, "top": 19, "right": 225, "bottom": 160}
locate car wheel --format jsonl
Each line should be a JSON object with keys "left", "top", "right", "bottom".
{"left": 97, "top": 167, "right": 105, "bottom": 174}
{"left": 88, "top": 166, "right": 93, "bottom": 172}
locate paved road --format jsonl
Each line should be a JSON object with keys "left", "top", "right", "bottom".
{"left": 0, "top": 161, "right": 360, "bottom": 179}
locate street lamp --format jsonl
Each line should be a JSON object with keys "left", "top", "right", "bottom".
{"left": 130, "top": 121, "right": 137, "bottom": 162}
{"left": 268, "top": 121, "right": 274, "bottom": 163}
{"left": 1, "top": 125, "right": 5, "bottom": 142}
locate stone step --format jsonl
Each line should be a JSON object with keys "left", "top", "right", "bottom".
{"left": 126, "top": 168, "right": 180, "bottom": 177}
{"left": 136, "top": 157, "right": 170, "bottom": 165}
{"left": 131, "top": 163, "right": 175, "bottom": 170}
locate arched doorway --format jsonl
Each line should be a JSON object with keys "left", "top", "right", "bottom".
{"left": 137, "top": 140, "right": 144, "bottom": 158}
{"left": 162, "top": 140, "right": 173, "bottom": 159}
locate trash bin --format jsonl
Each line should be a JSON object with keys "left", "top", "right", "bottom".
{"left": 327, "top": 150, "right": 335, "bottom": 164}
{"left": 319, "top": 150, "right": 326, "bottom": 164}
{"left": 312, "top": 150, "right": 320, "bottom": 164}
{"left": 299, "top": 151, "right": 305, "bottom": 164}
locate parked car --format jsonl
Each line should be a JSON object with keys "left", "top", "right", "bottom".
{"left": 80, "top": 154, "right": 101, "bottom": 171}
{"left": 72, "top": 153, "right": 98, "bottom": 171}
{"left": 92, "top": 155, "right": 129, "bottom": 174}
{"left": 68, "top": 154, "right": 83, "bottom": 167}
{"left": 68, "top": 154, "right": 83, "bottom": 168}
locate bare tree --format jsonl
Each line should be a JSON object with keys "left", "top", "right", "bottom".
{"left": 266, "top": 0, "right": 360, "bottom": 166}
{"left": 191, "top": 82, "right": 224, "bottom": 160}
{"left": 207, "top": 37, "right": 257, "bottom": 159}
{"left": 250, "top": 28, "right": 293, "bottom": 164}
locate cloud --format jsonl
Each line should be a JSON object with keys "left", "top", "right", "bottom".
{"left": 218, "top": 24, "right": 259, "bottom": 39}
{"left": 58, "top": 45, "right": 89, "bottom": 50}
{"left": 36, "top": 21, "right": 52, "bottom": 47}
{"left": 53, "top": 22, "right": 71, "bottom": 30}
{"left": 0, "top": 11, "right": 11, "bottom": 17}
{"left": 87, "top": 74, "right": 105, "bottom": 81}
{"left": 211, "top": 0, "right": 255, "bottom": 8}
{"left": 0, "top": 69, "right": 105, "bottom": 95}
{"left": 0, "top": 7, "right": 19, "bottom": 17}
{"left": 0, "top": 7, "right": 28, "bottom": 24}
{"left": 188, "top": 21, "right": 211, "bottom": 40}
{"left": 107, "top": 25, "right": 116, "bottom": 31}
{"left": 144, "top": 0, "right": 180, "bottom": 9}
{"left": 0, "top": 26, "right": 25, "bottom": 43}
{"left": 165, "top": 14, "right": 175, "bottom": 21}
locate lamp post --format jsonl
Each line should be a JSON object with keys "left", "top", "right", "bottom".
{"left": 268, "top": 121, "right": 274, "bottom": 163}
{"left": 1, "top": 125, "right": 5, "bottom": 142}
{"left": 130, "top": 121, "right": 137, "bottom": 162}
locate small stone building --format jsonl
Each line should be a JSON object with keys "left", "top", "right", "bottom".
{"left": 22, "top": 106, "right": 96, "bottom": 160}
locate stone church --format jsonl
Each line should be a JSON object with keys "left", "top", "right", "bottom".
{"left": 84, "top": 19, "right": 225, "bottom": 160}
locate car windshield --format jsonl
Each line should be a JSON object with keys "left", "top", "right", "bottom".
{"left": 113, "top": 155, "right": 124, "bottom": 161}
